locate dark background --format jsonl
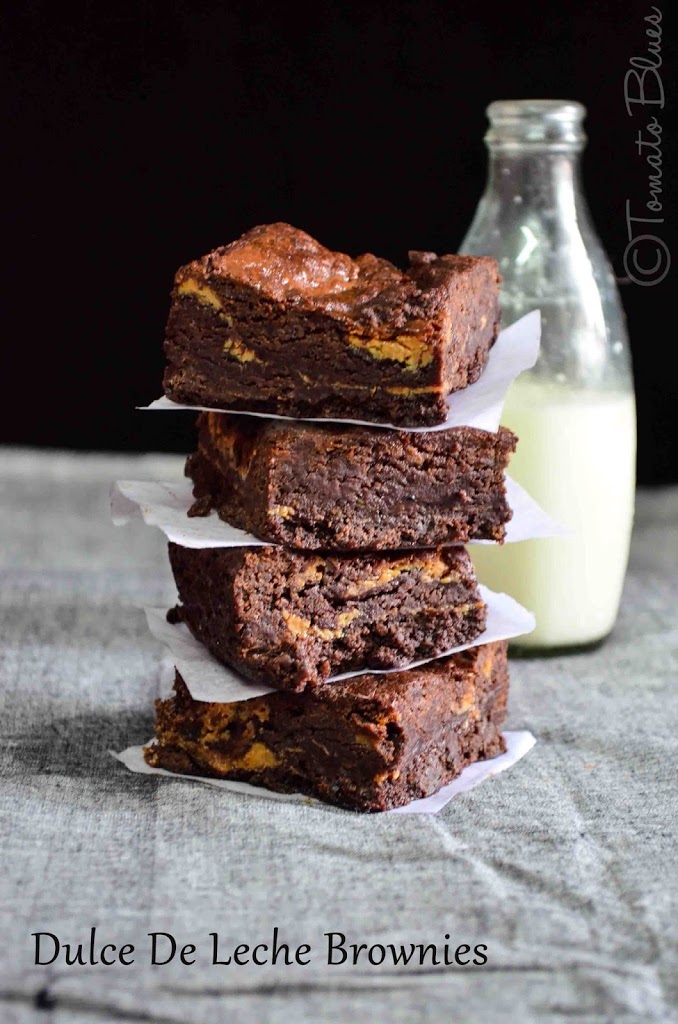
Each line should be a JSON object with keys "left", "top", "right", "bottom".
{"left": 3, "top": 1, "right": 676, "bottom": 483}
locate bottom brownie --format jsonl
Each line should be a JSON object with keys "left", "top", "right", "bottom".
{"left": 144, "top": 641, "right": 509, "bottom": 812}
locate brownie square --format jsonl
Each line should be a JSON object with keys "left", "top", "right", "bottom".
{"left": 167, "top": 543, "right": 486, "bottom": 692}
{"left": 163, "top": 223, "right": 501, "bottom": 427}
{"left": 187, "top": 412, "right": 517, "bottom": 550}
{"left": 144, "top": 641, "right": 509, "bottom": 812}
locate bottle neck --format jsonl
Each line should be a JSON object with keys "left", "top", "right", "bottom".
{"left": 482, "top": 100, "right": 587, "bottom": 214}
{"left": 460, "top": 101, "right": 633, "bottom": 394}
{"left": 485, "top": 147, "right": 583, "bottom": 209}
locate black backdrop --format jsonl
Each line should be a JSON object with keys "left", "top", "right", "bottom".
{"left": 3, "top": 1, "right": 676, "bottom": 483}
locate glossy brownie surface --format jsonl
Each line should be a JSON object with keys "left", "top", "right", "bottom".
{"left": 163, "top": 223, "right": 501, "bottom": 426}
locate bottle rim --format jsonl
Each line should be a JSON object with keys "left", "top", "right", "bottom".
{"left": 485, "top": 99, "right": 587, "bottom": 151}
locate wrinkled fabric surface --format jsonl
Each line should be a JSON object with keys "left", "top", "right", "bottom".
{"left": 1, "top": 449, "right": 676, "bottom": 1024}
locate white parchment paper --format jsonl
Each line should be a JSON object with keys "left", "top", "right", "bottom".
{"left": 111, "top": 475, "right": 566, "bottom": 551}
{"left": 141, "top": 310, "right": 540, "bottom": 434}
{"left": 111, "top": 730, "right": 537, "bottom": 815}
{"left": 143, "top": 585, "right": 535, "bottom": 702}
{"left": 112, "top": 478, "right": 268, "bottom": 548}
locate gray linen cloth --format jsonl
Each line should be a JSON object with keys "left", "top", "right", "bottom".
{"left": 0, "top": 449, "right": 676, "bottom": 1024}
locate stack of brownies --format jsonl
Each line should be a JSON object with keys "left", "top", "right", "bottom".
{"left": 142, "top": 223, "right": 519, "bottom": 812}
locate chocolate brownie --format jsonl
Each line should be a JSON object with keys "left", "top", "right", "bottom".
{"left": 144, "top": 641, "right": 509, "bottom": 812}
{"left": 187, "top": 412, "right": 517, "bottom": 550}
{"left": 163, "top": 223, "right": 500, "bottom": 426}
{"left": 167, "top": 543, "right": 486, "bottom": 692}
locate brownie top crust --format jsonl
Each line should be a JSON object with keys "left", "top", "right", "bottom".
{"left": 174, "top": 222, "right": 499, "bottom": 333}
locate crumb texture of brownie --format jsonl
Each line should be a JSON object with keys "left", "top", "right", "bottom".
{"left": 167, "top": 543, "right": 487, "bottom": 692}
{"left": 187, "top": 412, "right": 517, "bottom": 550}
{"left": 144, "top": 641, "right": 509, "bottom": 812}
{"left": 163, "top": 223, "right": 500, "bottom": 426}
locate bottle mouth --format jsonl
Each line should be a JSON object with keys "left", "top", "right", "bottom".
{"left": 485, "top": 99, "right": 587, "bottom": 151}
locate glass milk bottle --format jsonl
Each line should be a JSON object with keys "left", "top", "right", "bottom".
{"left": 460, "top": 100, "right": 636, "bottom": 652}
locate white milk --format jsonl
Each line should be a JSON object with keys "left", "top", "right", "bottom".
{"left": 471, "top": 378, "right": 636, "bottom": 649}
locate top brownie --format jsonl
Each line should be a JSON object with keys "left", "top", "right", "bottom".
{"left": 163, "top": 223, "right": 501, "bottom": 427}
